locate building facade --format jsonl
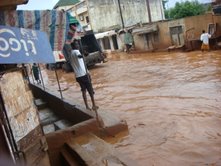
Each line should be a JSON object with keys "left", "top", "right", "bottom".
{"left": 135, "top": 13, "right": 221, "bottom": 51}
{"left": 68, "top": 0, "right": 91, "bottom": 31}
{"left": 55, "top": 0, "right": 165, "bottom": 52}
{"left": 55, "top": 0, "right": 221, "bottom": 52}
{"left": 87, "top": 0, "right": 165, "bottom": 51}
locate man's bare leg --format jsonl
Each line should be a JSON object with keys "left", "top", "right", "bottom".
{"left": 89, "top": 92, "right": 98, "bottom": 111}
{"left": 82, "top": 91, "right": 90, "bottom": 110}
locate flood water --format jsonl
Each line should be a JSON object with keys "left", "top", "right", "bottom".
{"left": 41, "top": 50, "right": 221, "bottom": 166}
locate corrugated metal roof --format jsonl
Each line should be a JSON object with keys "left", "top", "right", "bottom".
{"left": 95, "top": 30, "right": 116, "bottom": 39}
{"left": 132, "top": 24, "right": 158, "bottom": 35}
{"left": 54, "top": 0, "right": 79, "bottom": 8}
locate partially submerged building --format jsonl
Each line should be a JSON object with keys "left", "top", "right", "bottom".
{"left": 55, "top": 0, "right": 165, "bottom": 51}
{"left": 56, "top": 0, "right": 221, "bottom": 52}
{"left": 157, "top": 12, "right": 221, "bottom": 51}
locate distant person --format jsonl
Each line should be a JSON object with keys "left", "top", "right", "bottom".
{"left": 32, "top": 63, "right": 41, "bottom": 84}
{"left": 124, "top": 29, "right": 134, "bottom": 53}
{"left": 21, "top": 64, "right": 29, "bottom": 81}
{"left": 200, "top": 30, "right": 211, "bottom": 52}
{"left": 70, "top": 40, "right": 98, "bottom": 111}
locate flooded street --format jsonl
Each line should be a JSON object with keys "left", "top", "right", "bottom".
{"left": 41, "top": 50, "right": 221, "bottom": 166}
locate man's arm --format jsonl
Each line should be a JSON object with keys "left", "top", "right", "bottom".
{"left": 77, "top": 54, "right": 83, "bottom": 58}
{"left": 200, "top": 34, "right": 203, "bottom": 41}
{"left": 208, "top": 33, "right": 212, "bottom": 38}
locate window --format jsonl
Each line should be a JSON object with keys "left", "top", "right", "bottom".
{"left": 79, "top": 15, "right": 84, "bottom": 21}
{"left": 86, "top": 16, "right": 89, "bottom": 23}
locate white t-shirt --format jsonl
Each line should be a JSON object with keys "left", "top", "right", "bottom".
{"left": 200, "top": 33, "right": 211, "bottom": 44}
{"left": 70, "top": 49, "right": 87, "bottom": 78}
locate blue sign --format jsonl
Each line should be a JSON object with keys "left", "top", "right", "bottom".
{"left": 0, "top": 25, "right": 55, "bottom": 64}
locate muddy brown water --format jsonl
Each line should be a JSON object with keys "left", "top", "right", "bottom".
{"left": 40, "top": 50, "right": 221, "bottom": 166}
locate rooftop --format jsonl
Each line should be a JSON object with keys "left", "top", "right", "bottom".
{"left": 54, "top": 0, "right": 79, "bottom": 9}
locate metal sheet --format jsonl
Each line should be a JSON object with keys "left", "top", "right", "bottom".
{"left": 0, "top": 25, "right": 55, "bottom": 63}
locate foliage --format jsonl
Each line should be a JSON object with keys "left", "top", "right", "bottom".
{"left": 165, "top": 0, "right": 207, "bottom": 19}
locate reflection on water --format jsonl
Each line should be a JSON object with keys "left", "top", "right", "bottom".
{"left": 42, "top": 50, "right": 221, "bottom": 166}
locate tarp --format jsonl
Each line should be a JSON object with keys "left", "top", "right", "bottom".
{"left": 0, "top": 25, "right": 55, "bottom": 63}
{"left": 69, "top": 15, "right": 79, "bottom": 24}
{"left": 0, "top": 10, "right": 70, "bottom": 51}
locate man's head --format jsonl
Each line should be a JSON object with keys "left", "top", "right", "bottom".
{"left": 71, "top": 40, "right": 80, "bottom": 50}
{"left": 69, "top": 23, "right": 77, "bottom": 31}
{"left": 202, "top": 30, "right": 205, "bottom": 33}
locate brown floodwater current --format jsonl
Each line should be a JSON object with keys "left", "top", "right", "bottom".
{"left": 41, "top": 50, "right": 221, "bottom": 166}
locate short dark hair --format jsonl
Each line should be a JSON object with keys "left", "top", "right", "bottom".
{"left": 202, "top": 30, "right": 205, "bottom": 33}
{"left": 71, "top": 40, "right": 79, "bottom": 49}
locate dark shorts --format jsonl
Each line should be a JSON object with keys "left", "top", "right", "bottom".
{"left": 76, "top": 74, "right": 94, "bottom": 94}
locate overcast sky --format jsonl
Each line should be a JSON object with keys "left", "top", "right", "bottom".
{"left": 17, "top": 0, "right": 59, "bottom": 10}
{"left": 17, "top": 0, "right": 212, "bottom": 10}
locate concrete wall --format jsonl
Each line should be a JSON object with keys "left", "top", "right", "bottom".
{"left": 88, "top": 0, "right": 122, "bottom": 32}
{"left": 0, "top": 70, "right": 50, "bottom": 165}
{"left": 183, "top": 13, "right": 214, "bottom": 39}
{"left": 157, "top": 21, "right": 173, "bottom": 48}
{"left": 120, "top": 0, "right": 149, "bottom": 27}
{"left": 0, "top": 71, "right": 40, "bottom": 145}
{"left": 159, "top": 13, "right": 221, "bottom": 50}
{"left": 149, "top": 0, "right": 165, "bottom": 22}
{"left": 133, "top": 34, "right": 146, "bottom": 50}
{"left": 30, "top": 84, "right": 92, "bottom": 124}
{"left": 88, "top": 0, "right": 164, "bottom": 33}
{"left": 213, "top": 15, "right": 221, "bottom": 36}
{"left": 68, "top": 1, "right": 92, "bottom": 31}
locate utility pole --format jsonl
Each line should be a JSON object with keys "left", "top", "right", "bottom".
{"left": 117, "top": 0, "right": 125, "bottom": 28}
{"left": 146, "top": 0, "right": 152, "bottom": 23}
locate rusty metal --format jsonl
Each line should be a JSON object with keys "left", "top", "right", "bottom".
{"left": 55, "top": 69, "right": 63, "bottom": 99}
{"left": 0, "top": 93, "right": 18, "bottom": 161}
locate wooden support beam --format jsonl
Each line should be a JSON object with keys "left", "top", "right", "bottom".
{"left": 0, "top": 0, "right": 28, "bottom": 7}
{"left": 0, "top": 6, "right": 16, "bottom": 10}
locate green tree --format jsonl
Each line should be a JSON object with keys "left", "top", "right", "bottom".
{"left": 165, "top": 0, "right": 206, "bottom": 19}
